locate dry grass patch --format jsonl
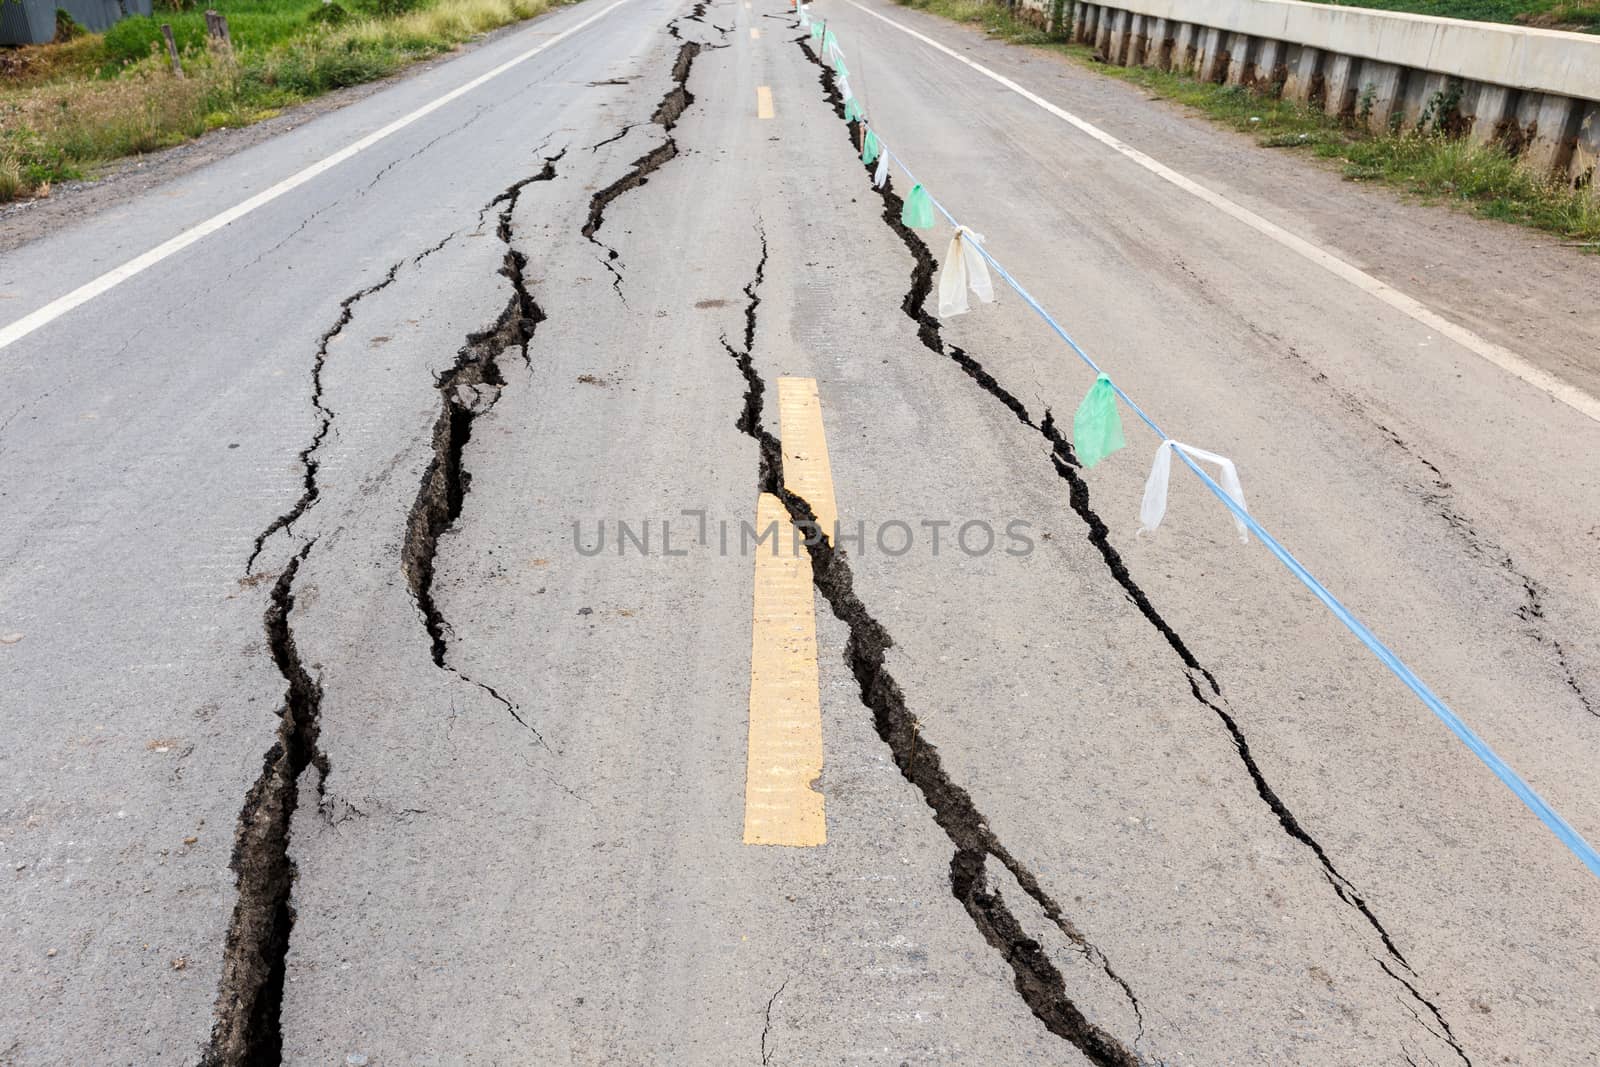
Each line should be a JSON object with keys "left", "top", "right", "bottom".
{"left": 0, "top": 0, "right": 566, "bottom": 202}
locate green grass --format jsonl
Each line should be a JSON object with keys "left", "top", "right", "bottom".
{"left": 0, "top": 0, "right": 565, "bottom": 201}
{"left": 103, "top": 1, "right": 334, "bottom": 69}
{"left": 1322, "top": 0, "right": 1600, "bottom": 34}
{"left": 893, "top": 0, "right": 1600, "bottom": 243}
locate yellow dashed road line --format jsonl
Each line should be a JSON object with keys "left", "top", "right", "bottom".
{"left": 742, "top": 378, "right": 839, "bottom": 848}
{"left": 777, "top": 377, "right": 838, "bottom": 539}
{"left": 757, "top": 86, "right": 775, "bottom": 119}
{"left": 744, "top": 494, "right": 826, "bottom": 847}
{"left": 751, "top": 26, "right": 761, "bottom": 38}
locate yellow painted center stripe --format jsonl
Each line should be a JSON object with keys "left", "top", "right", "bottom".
{"left": 743, "top": 493, "right": 826, "bottom": 847}
{"left": 757, "top": 86, "right": 775, "bottom": 119}
{"left": 750, "top": 26, "right": 761, "bottom": 38}
{"left": 742, "top": 378, "right": 839, "bottom": 849}
{"left": 777, "top": 377, "right": 838, "bottom": 540}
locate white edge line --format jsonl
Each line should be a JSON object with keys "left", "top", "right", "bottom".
{"left": 844, "top": 0, "right": 1600, "bottom": 426}
{"left": 0, "top": 0, "right": 633, "bottom": 354}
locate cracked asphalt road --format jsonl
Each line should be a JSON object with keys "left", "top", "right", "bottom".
{"left": 3, "top": 0, "right": 1599, "bottom": 1063}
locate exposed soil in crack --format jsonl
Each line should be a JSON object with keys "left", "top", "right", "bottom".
{"left": 214, "top": 218, "right": 469, "bottom": 1064}
{"left": 721, "top": 229, "right": 1141, "bottom": 1064}
{"left": 797, "top": 34, "right": 1469, "bottom": 1065}
{"left": 203, "top": 542, "right": 327, "bottom": 1066}
{"left": 581, "top": 32, "right": 704, "bottom": 299}
{"left": 401, "top": 151, "right": 558, "bottom": 749}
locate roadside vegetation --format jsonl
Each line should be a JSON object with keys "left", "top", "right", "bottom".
{"left": 1322, "top": 0, "right": 1600, "bottom": 34}
{"left": 0, "top": 0, "right": 565, "bottom": 202}
{"left": 893, "top": 0, "right": 1600, "bottom": 244}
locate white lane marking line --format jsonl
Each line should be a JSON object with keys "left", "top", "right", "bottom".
{"left": 0, "top": 0, "right": 635, "bottom": 354}
{"left": 845, "top": 0, "right": 1600, "bottom": 426}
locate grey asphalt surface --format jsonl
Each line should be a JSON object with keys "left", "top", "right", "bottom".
{"left": 2, "top": 0, "right": 1598, "bottom": 1063}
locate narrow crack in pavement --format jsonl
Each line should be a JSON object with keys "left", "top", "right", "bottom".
{"left": 244, "top": 266, "right": 398, "bottom": 574}
{"left": 582, "top": 34, "right": 704, "bottom": 301}
{"left": 588, "top": 121, "right": 642, "bottom": 153}
{"left": 401, "top": 149, "right": 561, "bottom": 750}
{"left": 797, "top": 34, "right": 1469, "bottom": 1066}
{"left": 1272, "top": 337, "right": 1596, "bottom": 720}
{"left": 759, "top": 976, "right": 789, "bottom": 1066}
{"left": 245, "top": 232, "right": 460, "bottom": 575}
{"left": 722, "top": 230, "right": 1141, "bottom": 1066}
{"left": 360, "top": 102, "right": 492, "bottom": 198}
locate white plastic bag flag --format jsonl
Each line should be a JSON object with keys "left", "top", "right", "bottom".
{"left": 798, "top": 3, "right": 809, "bottom": 27}
{"left": 873, "top": 151, "right": 889, "bottom": 188}
{"left": 1139, "top": 440, "right": 1249, "bottom": 543}
{"left": 838, "top": 75, "right": 853, "bottom": 104}
{"left": 937, "top": 227, "right": 995, "bottom": 318}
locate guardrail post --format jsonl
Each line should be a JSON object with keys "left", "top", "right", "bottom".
{"left": 160, "top": 22, "right": 183, "bottom": 77}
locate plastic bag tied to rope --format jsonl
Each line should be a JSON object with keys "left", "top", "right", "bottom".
{"left": 901, "top": 184, "right": 935, "bottom": 229}
{"left": 1140, "top": 441, "right": 1249, "bottom": 543}
{"left": 937, "top": 227, "right": 995, "bottom": 318}
{"left": 844, "top": 98, "right": 864, "bottom": 123}
{"left": 823, "top": 29, "right": 838, "bottom": 56}
{"left": 810, "top": 20, "right": 823, "bottom": 41}
{"left": 834, "top": 57, "right": 849, "bottom": 79}
{"left": 807, "top": 27, "right": 1600, "bottom": 883}
{"left": 1072, "top": 374, "right": 1126, "bottom": 469}
{"left": 837, "top": 75, "right": 853, "bottom": 103}
{"left": 861, "top": 128, "right": 881, "bottom": 165}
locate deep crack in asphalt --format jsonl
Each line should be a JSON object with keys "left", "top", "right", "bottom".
{"left": 721, "top": 229, "right": 1142, "bottom": 1066}
{"left": 402, "top": 148, "right": 562, "bottom": 749}
{"left": 204, "top": 542, "right": 326, "bottom": 1067}
{"left": 797, "top": 31, "right": 1469, "bottom": 1066}
{"left": 209, "top": 149, "right": 562, "bottom": 1066}
{"left": 582, "top": 37, "right": 703, "bottom": 301}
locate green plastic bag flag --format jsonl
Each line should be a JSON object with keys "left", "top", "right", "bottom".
{"left": 861, "top": 129, "right": 881, "bottom": 166}
{"left": 834, "top": 57, "right": 849, "bottom": 79}
{"left": 811, "top": 21, "right": 824, "bottom": 42}
{"left": 823, "top": 29, "right": 838, "bottom": 56}
{"left": 1072, "top": 373, "right": 1125, "bottom": 469}
{"left": 901, "top": 184, "right": 935, "bottom": 229}
{"left": 844, "top": 98, "right": 864, "bottom": 123}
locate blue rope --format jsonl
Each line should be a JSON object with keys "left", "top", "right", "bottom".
{"left": 871, "top": 144, "right": 1600, "bottom": 878}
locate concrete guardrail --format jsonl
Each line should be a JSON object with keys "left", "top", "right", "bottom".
{"left": 1015, "top": 0, "right": 1600, "bottom": 188}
